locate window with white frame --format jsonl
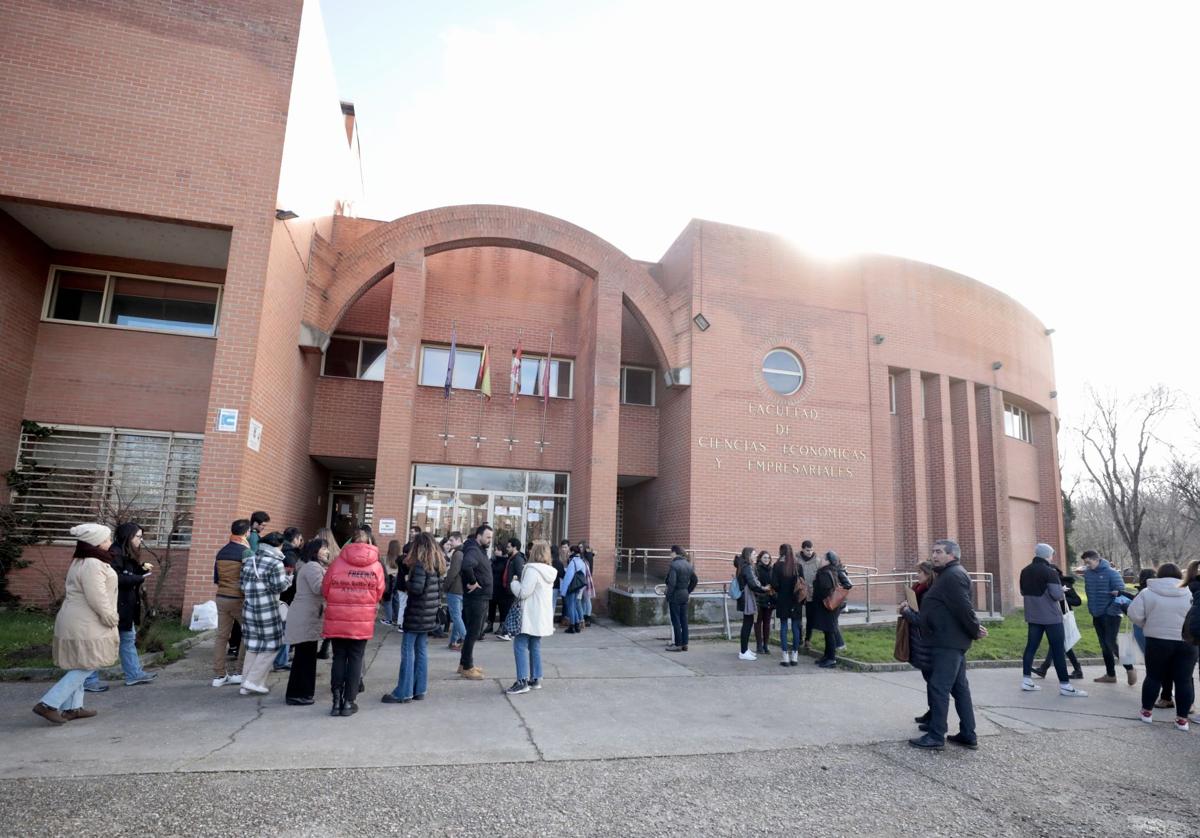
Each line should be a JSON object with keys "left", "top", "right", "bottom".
{"left": 621, "top": 366, "right": 655, "bottom": 406}
{"left": 513, "top": 354, "right": 573, "bottom": 399}
{"left": 10, "top": 424, "right": 203, "bottom": 546}
{"left": 418, "top": 345, "right": 484, "bottom": 391}
{"left": 1004, "top": 403, "right": 1032, "bottom": 442}
{"left": 44, "top": 267, "right": 221, "bottom": 337}
{"left": 323, "top": 335, "right": 386, "bottom": 381}
{"left": 888, "top": 374, "right": 897, "bottom": 415}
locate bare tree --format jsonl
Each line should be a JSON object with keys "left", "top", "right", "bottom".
{"left": 1078, "top": 385, "right": 1177, "bottom": 570}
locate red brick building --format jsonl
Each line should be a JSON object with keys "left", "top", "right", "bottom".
{"left": 0, "top": 1, "right": 1062, "bottom": 616}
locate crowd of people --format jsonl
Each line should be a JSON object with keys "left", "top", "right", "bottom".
{"left": 29, "top": 519, "right": 1200, "bottom": 749}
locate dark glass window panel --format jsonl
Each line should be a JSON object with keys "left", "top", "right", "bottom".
{"left": 527, "top": 471, "right": 569, "bottom": 494}
{"left": 623, "top": 368, "right": 654, "bottom": 405}
{"left": 413, "top": 464, "right": 457, "bottom": 488}
{"left": 324, "top": 337, "right": 359, "bottom": 378}
{"left": 51, "top": 270, "right": 105, "bottom": 322}
{"left": 107, "top": 277, "right": 217, "bottom": 335}
{"left": 359, "top": 341, "right": 386, "bottom": 380}
{"left": 459, "top": 467, "right": 525, "bottom": 492}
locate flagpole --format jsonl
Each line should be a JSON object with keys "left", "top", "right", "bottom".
{"left": 440, "top": 320, "right": 455, "bottom": 454}
{"left": 537, "top": 330, "right": 554, "bottom": 453}
{"left": 471, "top": 325, "right": 491, "bottom": 449}
{"left": 506, "top": 328, "right": 523, "bottom": 452}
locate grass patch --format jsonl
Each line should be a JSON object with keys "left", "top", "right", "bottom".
{"left": 839, "top": 610, "right": 1121, "bottom": 664}
{"left": 0, "top": 608, "right": 196, "bottom": 670}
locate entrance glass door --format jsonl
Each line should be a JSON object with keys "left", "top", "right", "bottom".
{"left": 453, "top": 493, "right": 489, "bottom": 542}
{"left": 329, "top": 492, "right": 364, "bottom": 548}
{"left": 491, "top": 494, "right": 524, "bottom": 552}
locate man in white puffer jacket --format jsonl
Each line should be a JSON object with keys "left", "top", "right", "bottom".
{"left": 1127, "top": 564, "right": 1198, "bottom": 731}
{"left": 506, "top": 540, "right": 559, "bottom": 695}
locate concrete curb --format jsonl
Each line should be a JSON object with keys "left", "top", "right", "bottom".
{"left": 0, "top": 629, "right": 214, "bottom": 682}
{"left": 825, "top": 653, "right": 1108, "bottom": 673}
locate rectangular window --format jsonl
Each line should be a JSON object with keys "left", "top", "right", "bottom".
{"left": 621, "top": 366, "right": 656, "bottom": 406}
{"left": 322, "top": 335, "right": 387, "bottom": 380}
{"left": 1004, "top": 403, "right": 1032, "bottom": 443}
{"left": 514, "top": 355, "right": 573, "bottom": 399}
{"left": 418, "top": 345, "right": 483, "bottom": 391}
{"left": 10, "top": 423, "right": 203, "bottom": 546}
{"left": 888, "top": 374, "right": 897, "bottom": 415}
{"left": 408, "top": 464, "right": 569, "bottom": 546}
{"left": 44, "top": 267, "right": 220, "bottom": 337}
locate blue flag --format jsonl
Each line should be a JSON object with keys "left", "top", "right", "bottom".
{"left": 444, "top": 325, "right": 456, "bottom": 399}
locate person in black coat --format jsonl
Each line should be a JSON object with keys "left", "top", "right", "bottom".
{"left": 457, "top": 524, "right": 494, "bottom": 678}
{"left": 664, "top": 546, "right": 698, "bottom": 651}
{"left": 1032, "top": 569, "right": 1085, "bottom": 681}
{"left": 810, "top": 553, "right": 843, "bottom": 668}
{"left": 734, "top": 548, "right": 767, "bottom": 660}
{"left": 110, "top": 522, "right": 156, "bottom": 686}
{"left": 384, "top": 533, "right": 446, "bottom": 703}
{"left": 753, "top": 551, "right": 776, "bottom": 655}
{"left": 771, "top": 544, "right": 805, "bottom": 667}
{"left": 906, "top": 562, "right": 935, "bottom": 725}
{"left": 901, "top": 539, "right": 988, "bottom": 750}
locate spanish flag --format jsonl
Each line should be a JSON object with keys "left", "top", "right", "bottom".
{"left": 476, "top": 343, "right": 492, "bottom": 399}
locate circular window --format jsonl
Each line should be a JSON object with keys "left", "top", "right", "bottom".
{"left": 762, "top": 348, "right": 805, "bottom": 396}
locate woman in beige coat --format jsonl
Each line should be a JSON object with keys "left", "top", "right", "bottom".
{"left": 33, "top": 523, "right": 120, "bottom": 725}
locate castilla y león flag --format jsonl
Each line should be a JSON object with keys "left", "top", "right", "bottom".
{"left": 476, "top": 343, "right": 492, "bottom": 399}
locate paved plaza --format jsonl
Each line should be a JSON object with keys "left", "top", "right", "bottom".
{"left": 0, "top": 620, "right": 1196, "bottom": 836}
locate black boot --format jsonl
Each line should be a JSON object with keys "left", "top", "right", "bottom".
{"left": 330, "top": 686, "right": 344, "bottom": 717}
{"left": 1032, "top": 664, "right": 1049, "bottom": 679}
{"left": 914, "top": 709, "right": 931, "bottom": 724}
{"left": 316, "top": 640, "right": 331, "bottom": 660}
{"left": 340, "top": 691, "right": 358, "bottom": 717}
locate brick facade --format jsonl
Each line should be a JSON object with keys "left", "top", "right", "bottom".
{"left": 0, "top": 2, "right": 1063, "bottom": 615}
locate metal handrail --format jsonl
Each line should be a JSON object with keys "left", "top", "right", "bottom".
{"left": 652, "top": 581, "right": 733, "bottom": 640}
{"left": 843, "top": 571, "right": 996, "bottom": 623}
{"left": 615, "top": 546, "right": 881, "bottom": 587}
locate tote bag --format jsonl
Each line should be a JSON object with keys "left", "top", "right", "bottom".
{"left": 1062, "top": 610, "right": 1081, "bottom": 651}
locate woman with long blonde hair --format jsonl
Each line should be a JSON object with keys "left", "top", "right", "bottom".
{"left": 383, "top": 533, "right": 446, "bottom": 704}
{"left": 315, "top": 528, "right": 341, "bottom": 659}
{"left": 506, "top": 540, "right": 558, "bottom": 694}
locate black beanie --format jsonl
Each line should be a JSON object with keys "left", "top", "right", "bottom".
{"left": 801, "top": 540, "right": 813, "bottom": 549}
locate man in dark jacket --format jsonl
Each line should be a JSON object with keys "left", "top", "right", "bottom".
{"left": 211, "top": 519, "right": 252, "bottom": 687}
{"left": 1019, "top": 543, "right": 1087, "bottom": 697}
{"left": 1082, "top": 550, "right": 1136, "bottom": 685}
{"left": 457, "top": 524, "right": 493, "bottom": 680}
{"left": 901, "top": 539, "right": 987, "bottom": 750}
{"left": 494, "top": 538, "right": 526, "bottom": 641}
{"left": 664, "top": 546, "right": 699, "bottom": 652}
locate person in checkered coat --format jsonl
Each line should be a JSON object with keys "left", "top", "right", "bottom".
{"left": 239, "top": 531, "right": 290, "bottom": 695}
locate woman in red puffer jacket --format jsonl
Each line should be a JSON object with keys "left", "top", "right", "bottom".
{"left": 321, "top": 526, "right": 385, "bottom": 717}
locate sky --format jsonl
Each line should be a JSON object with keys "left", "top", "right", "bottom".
{"left": 319, "top": 0, "right": 1200, "bottom": 478}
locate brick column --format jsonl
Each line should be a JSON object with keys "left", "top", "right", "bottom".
{"left": 373, "top": 254, "right": 428, "bottom": 531}
{"left": 573, "top": 271, "right": 622, "bottom": 610}
{"left": 1031, "top": 411, "right": 1065, "bottom": 556}
{"left": 924, "top": 374, "right": 957, "bottom": 543}
{"left": 975, "top": 385, "right": 1012, "bottom": 611}
{"left": 893, "top": 369, "right": 929, "bottom": 564}
{"left": 949, "top": 379, "right": 984, "bottom": 578}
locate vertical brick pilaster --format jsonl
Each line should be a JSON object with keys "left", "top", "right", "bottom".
{"left": 373, "top": 254, "right": 427, "bottom": 527}
{"left": 975, "top": 385, "right": 1012, "bottom": 611}
{"left": 1031, "top": 411, "right": 1065, "bottom": 557}
{"left": 924, "top": 374, "right": 957, "bottom": 543}
{"left": 893, "top": 369, "right": 928, "bottom": 564}
{"left": 950, "top": 379, "right": 984, "bottom": 579}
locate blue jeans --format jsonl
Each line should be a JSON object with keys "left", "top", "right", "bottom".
{"left": 514, "top": 633, "right": 542, "bottom": 682}
{"left": 1023, "top": 622, "right": 1068, "bottom": 682}
{"left": 582, "top": 595, "right": 593, "bottom": 618}
{"left": 41, "top": 669, "right": 94, "bottom": 710}
{"left": 391, "top": 590, "right": 408, "bottom": 626}
{"left": 447, "top": 593, "right": 466, "bottom": 644}
{"left": 119, "top": 628, "right": 148, "bottom": 682}
{"left": 274, "top": 637, "right": 290, "bottom": 668}
{"left": 563, "top": 591, "right": 581, "bottom": 625}
{"left": 926, "top": 648, "right": 976, "bottom": 742}
{"left": 392, "top": 630, "right": 428, "bottom": 700}
{"left": 668, "top": 598, "right": 689, "bottom": 647}
{"left": 84, "top": 671, "right": 102, "bottom": 688}
{"left": 778, "top": 616, "right": 802, "bottom": 651}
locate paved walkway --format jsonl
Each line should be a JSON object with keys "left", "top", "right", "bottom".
{"left": 0, "top": 620, "right": 1196, "bottom": 836}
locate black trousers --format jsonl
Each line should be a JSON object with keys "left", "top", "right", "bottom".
{"left": 927, "top": 647, "right": 976, "bottom": 741}
{"left": 1093, "top": 614, "right": 1131, "bottom": 676}
{"left": 460, "top": 595, "right": 488, "bottom": 670}
{"left": 330, "top": 638, "right": 367, "bottom": 703}
{"left": 739, "top": 614, "right": 754, "bottom": 653}
{"left": 805, "top": 601, "right": 816, "bottom": 642}
{"left": 1143, "top": 637, "right": 1198, "bottom": 717}
{"left": 286, "top": 641, "right": 318, "bottom": 700}
{"left": 497, "top": 590, "right": 516, "bottom": 629}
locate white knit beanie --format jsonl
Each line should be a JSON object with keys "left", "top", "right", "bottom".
{"left": 70, "top": 523, "right": 111, "bottom": 547}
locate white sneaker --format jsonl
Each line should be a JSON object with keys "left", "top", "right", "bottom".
{"left": 227, "top": 674, "right": 243, "bottom": 685}
{"left": 1174, "top": 718, "right": 1189, "bottom": 732}
{"left": 241, "top": 682, "right": 268, "bottom": 695}
{"left": 211, "top": 676, "right": 229, "bottom": 688}
{"left": 1021, "top": 679, "right": 1041, "bottom": 691}
{"left": 790, "top": 650, "right": 799, "bottom": 664}
{"left": 1059, "top": 685, "right": 1088, "bottom": 697}
{"left": 1139, "top": 709, "right": 1153, "bottom": 724}
{"left": 738, "top": 650, "right": 758, "bottom": 661}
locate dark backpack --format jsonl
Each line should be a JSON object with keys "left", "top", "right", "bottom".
{"left": 567, "top": 560, "right": 587, "bottom": 595}
{"left": 1183, "top": 593, "right": 1200, "bottom": 646}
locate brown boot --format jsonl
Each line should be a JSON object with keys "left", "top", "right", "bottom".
{"left": 1126, "top": 668, "right": 1138, "bottom": 686}
{"left": 33, "top": 703, "right": 66, "bottom": 725}
{"left": 462, "top": 667, "right": 485, "bottom": 680}
{"left": 1093, "top": 674, "right": 1117, "bottom": 683}
{"left": 62, "top": 708, "right": 98, "bottom": 721}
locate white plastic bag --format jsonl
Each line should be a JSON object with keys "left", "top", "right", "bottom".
{"left": 1118, "top": 630, "right": 1142, "bottom": 666}
{"left": 1063, "top": 611, "right": 1081, "bottom": 651}
{"left": 189, "top": 600, "right": 218, "bottom": 631}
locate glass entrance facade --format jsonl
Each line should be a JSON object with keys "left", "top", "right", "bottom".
{"left": 409, "top": 464, "right": 569, "bottom": 549}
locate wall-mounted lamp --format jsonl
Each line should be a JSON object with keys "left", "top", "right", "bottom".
{"left": 275, "top": 209, "right": 298, "bottom": 220}
{"left": 692, "top": 313, "right": 711, "bottom": 332}
{"left": 873, "top": 334, "right": 885, "bottom": 345}
{"left": 991, "top": 361, "right": 1003, "bottom": 371}
{"left": 1044, "top": 328, "right": 1056, "bottom": 336}
{"left": 1049, "top": 390, "right": 1058, "bottom": 399}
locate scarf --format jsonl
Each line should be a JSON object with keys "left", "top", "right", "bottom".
{"left": 73, "top": 541, "right": 114, "bottom": 563}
